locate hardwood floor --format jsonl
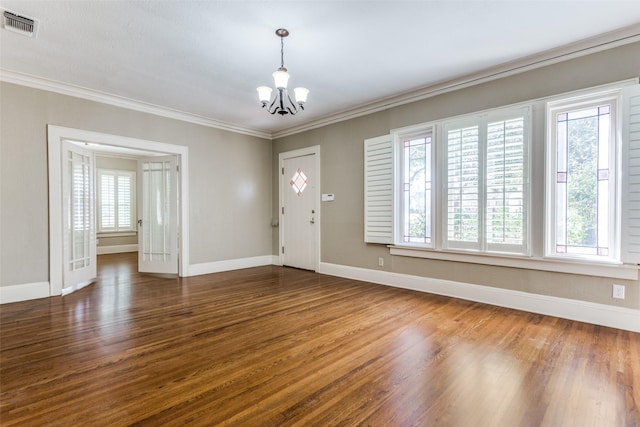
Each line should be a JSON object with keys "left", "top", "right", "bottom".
{"left": 1, "top": 253, "right": 638, "bottom": 426}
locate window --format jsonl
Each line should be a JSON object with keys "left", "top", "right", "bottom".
{"left": 98, "top": 169, "right": 136, "bottom": 233}
{"left": 443, "top": 108, "right": 529, "bottom": 254}
{"left": 364, "top": 81, "right": 640, "bottom": 278}
{"left": 400, "top": 129, "right": 433, "bottom": 246}
{"left": 546, "top": 93, "right": 619, "bottom": 262}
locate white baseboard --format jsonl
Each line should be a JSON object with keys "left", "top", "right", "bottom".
{"left": 0, "top": 281, "right": 50, "bottom": 304}
{"left": 97, "top": 244, "right": 138, "bottom": 255}
{"left": 188, "top": 255, "right": 277, "bottom": 276}
{"left": 319, "top": 262, "right": 640, "bottom": 333}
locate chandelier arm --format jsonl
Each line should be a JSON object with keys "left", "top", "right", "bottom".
{"left": 279, "top": 88, "right": 286, "bottom": 111}
{"left": 267, "top": 96, "right": 280, "bottom": 114}
{"left": 285, "top": 91, "right": 299, "bottom": 114}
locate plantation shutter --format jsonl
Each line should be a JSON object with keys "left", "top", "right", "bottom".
{"left": 485, "top": 111, "right": 528, "bottom": 254}
{"left": 621, "top": 84, "right": 640, "bottom": 264}
{"left": 98, "top": 169, "right": 135, "bottom": 233}
{"left": 100, "top": 173, "right": 116, "bottom": 230}
{"left": 444, "top": 122, "right": 480, "bottom": 250}
{"left": 117, "top": 174, "right": 132, "bottom": 229}
{"left": 364, "top": 134, "right": 394, "bottom": 244}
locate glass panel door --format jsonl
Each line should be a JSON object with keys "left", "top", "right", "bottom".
{"left": 62, "top": 141, "right": 96, "bottom": 292}
{"left": 138, "top": 156, "right": 178, "bottom": 274}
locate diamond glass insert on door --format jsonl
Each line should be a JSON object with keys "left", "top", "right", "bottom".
{"left": 290, "top": 168, "right": 308, "bottom": 196}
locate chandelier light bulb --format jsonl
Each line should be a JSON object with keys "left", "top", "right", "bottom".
{"left": 272, "top": 69, "right": 290, "bottom": 89}
{"left": 257, "top": 86, "right": 273, "bottom": 104}
{"left": 294, "top": 87, "right": 309, "bottom": 104}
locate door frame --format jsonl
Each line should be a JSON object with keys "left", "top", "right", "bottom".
{"left": 278, "top": 145, "right": 321, "bottom": 271}
{"left": 48, "top": 125, "right": 190, "bottom": 296}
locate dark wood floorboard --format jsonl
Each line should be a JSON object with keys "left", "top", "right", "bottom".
{"left": 1, "top": 253, "right": 638, "bottom": 426}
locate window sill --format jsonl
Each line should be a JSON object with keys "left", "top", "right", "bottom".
{"left": 388, "top": 245, "right": 638, "bottom": 280}
{"left": 97, "top": 231, "right": 137, "bottom": 238}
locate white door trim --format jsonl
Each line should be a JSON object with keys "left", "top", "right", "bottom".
{"left": 279, "top": 146, "right": 321, "bottom": 271}
{"left": 47, "top": 125, "right": 190, "bottom": 296}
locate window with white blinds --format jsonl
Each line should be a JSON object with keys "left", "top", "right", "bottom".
{"left": 446, "top": 125, "right": 480, "bottom": 248}
{"left": 364, "top": 82, "right": 639, "bottom": 276}
{"left": 486, "top": 117, "right": 526, "bottom": 251}
{"left": 443, "top": 108, "right": 529, "bottom": 254}
{"left": 97, "top": 169, "right": 136, "bottom": 233}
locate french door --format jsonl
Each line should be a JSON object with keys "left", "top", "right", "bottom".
{"left": 61, "top": 140, "right": 96, "bottom": 293}
{"left": 137, "top": 156, "right": 178, "bottom": 274}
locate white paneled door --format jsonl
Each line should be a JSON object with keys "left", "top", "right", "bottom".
{"left": 138, "top": 156, "right": 178, "bottom": 274}
{"left": 282, "top": 153, "right": 317, "bottom": 271}
{"left": 61, "top": 141, "right": 97, "bottom": 293}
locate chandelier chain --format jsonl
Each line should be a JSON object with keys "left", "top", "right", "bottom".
{"left": 280, "top": 35, "right": 285, "bottom": 69}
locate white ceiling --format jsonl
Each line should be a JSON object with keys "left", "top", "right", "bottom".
{"left": 1, "top": 1, "right": 639, "bottom": 138}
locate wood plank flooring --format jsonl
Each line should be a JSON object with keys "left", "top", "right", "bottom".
{"left": 1, "top": 253, "right": 638, "bottom": 426}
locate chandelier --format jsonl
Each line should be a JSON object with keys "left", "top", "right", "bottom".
{"left": 257, "top": 28, "right": 309, "bottom": 116}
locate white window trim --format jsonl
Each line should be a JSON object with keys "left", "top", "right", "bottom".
{"left": 389, "top": 245, "right": 637, "bottom": 280}
{"left": 97, "top": 168, "right": 136, "bottom": 233}
{"left": 544, "top": 90, "right": 621, "bottom": 264}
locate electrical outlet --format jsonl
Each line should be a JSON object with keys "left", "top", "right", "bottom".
{"left": 612, "top": 284, "right": 625, "bottom": 300}
{"left": 378, "top": 257, "right": 384, "bottom": 267}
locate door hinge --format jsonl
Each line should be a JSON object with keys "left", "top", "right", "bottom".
{"left": 282, "top": 167, "right": 284, "bottom": 175}
{"left": 282, "top": 206, "right": 284, "bottom": 215}
{"left": 177, "top": 164, "right": 180, "bottom": 172}
{"left": 282, "top": 246, "right": 285, "bottom": 254}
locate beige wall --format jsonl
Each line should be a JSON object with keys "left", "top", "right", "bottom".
{"left": 272, "top": 42, "right": 640, "bottom": 309}
{"left": 0, "top": 82, "right": 272, "bottom": 286}
{"left": 96, "top": 155, "right": 138, "bottom": 248}
{"left": 1, "top": 42, "right": 638, "bottom": 310}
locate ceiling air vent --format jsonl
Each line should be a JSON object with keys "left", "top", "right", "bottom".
{"left": 2, "top": 10, "right": 38, "bottom": 37}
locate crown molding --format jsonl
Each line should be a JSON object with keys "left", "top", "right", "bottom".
{"left": 2, "top": 23, "right": 639, "bottom": 141}
{"left": 272, "top": 24, "right": 640, "bottom": 139}
{"left": 0, "top": 69, "right": 272, "bottom": 140}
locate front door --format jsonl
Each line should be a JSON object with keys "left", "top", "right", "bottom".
{"left": 281, "top": 152, "right": 317, "bottom": 270}
{"left": 137, "top": 156, "right": 178, "bottom": 274}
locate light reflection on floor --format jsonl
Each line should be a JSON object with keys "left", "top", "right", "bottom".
{"left": 384, "top": 313, "right": 626, "bottom": 425}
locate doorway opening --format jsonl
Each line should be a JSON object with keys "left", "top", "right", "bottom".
{"left": 47, "top": 125, "right": 189, "bottom": 297}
